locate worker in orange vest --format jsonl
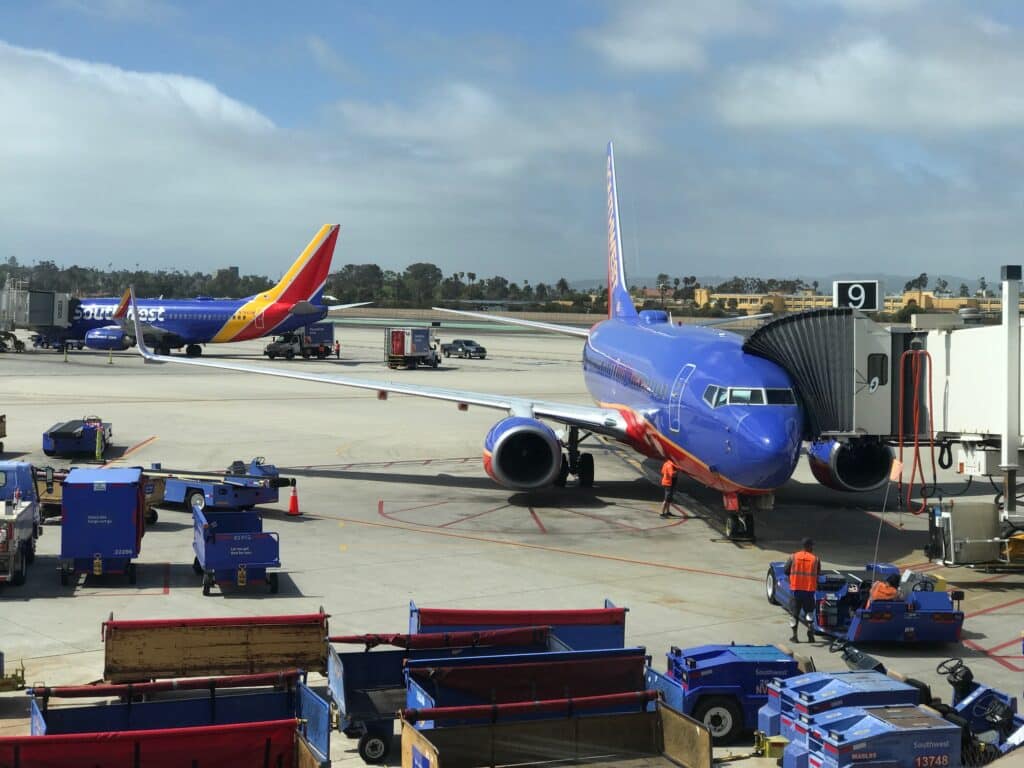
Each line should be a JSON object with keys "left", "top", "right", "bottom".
{"left": 333, "top": 340, "right": 341, "bottom": 359}
{"left": 866, "top": 573, "right": 901, "bottom": 608}
{"left": 659, "top": 459, "right": 677, "bottom": 518}
{"left": 784, "top": 537, "right": 821, "bottom": 643}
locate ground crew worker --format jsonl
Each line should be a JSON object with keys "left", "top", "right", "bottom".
{"left": 866, "top": 573, "right": 901, "bottom": 608}
{"left": 659, "top": 459, "right": 677, "bottom": 518}
{"left": 784, "top": 537, "right": 820, "bottom": 643}
{"left": 334, "top": 340, "right": 340, "bottom": 359}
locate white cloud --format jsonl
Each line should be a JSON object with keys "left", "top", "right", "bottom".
{"left": 717, "top": 34, "right": 1024, "bottom": 130}
{"left": 306, "top": 34, "right": 359, "bottom": 82}
{"left": 336, "top": 82, "right": 654, "bottom": 175}
{"left": 582, "top": 0, "right": 768, "bottom": 72}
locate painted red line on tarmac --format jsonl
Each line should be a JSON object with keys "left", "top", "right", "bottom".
{"left": 863, "top": 510, "right": 905, "bottom": 531}
{"left": 102, "top": 435, "right": 158, "bottom": 468}
{"left": 377, "top": 499, "right": 384, "bottom": 515}
{"left": 322, "top": 512, "right": 760, "bottom": 582}
{"left": 965, "top": 596, "right": 1024, "bottom": 619}
{"left": 437, "top": 505, "right": 507, "bottom": 528}
{"left": 162, "top": 563, "right": 170, "bottom": 595}
{"left": 985, "top": 636, "right": 1024, "bottom": 653}
{"left": 670, "top": 503, "right": 691, "bottom": 519}
{"left": 977, "top": 573, "right": 1011, "bottom": 583}
{"left": 962, "top": 639, "right": 1024, "bottom": 672}
{"left": 529, "top": 508, "right": 548, "bottom": 534}
{"left": 390, "top": 501, "right": 448, "bottom": 515}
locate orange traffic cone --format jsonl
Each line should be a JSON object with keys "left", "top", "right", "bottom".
{"left": 287, "top": 483, "right": 300, "bottom": 516}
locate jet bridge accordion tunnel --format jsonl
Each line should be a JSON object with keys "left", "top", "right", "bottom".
{"left": 743, "top": 309, "right": 925, "bottom": 493}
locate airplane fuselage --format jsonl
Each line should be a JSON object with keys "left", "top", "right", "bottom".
{"left": 66, "top": 297, "right": 327, "bottom": 346}
{"left": 583, "top": 314, "right": 803, "bottom": 494}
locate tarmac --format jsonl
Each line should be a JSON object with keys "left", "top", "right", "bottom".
{"left": 1, "top": 326, "right": 1022, "bottom": 764}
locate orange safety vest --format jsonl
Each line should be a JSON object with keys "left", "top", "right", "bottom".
{"left": 789, "top": 550, "right": 819, "bottom": 592}
{"left": 661, "top": 461, "right": 676, "bottom": 487}
{"left": 866, "top": 581, "right": 899, "bottom": 608}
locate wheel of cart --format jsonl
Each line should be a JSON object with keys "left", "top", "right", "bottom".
{"left": 357, "top": 725, "right": 391, "bottom": 763}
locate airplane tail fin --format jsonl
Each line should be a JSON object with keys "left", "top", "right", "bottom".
{"left": 268, "top": 224, "right": 340, "bottom": 306}
{"left": 606, "top": 142, "right": 637, "bottom": 320}
{"left": 112, "top": 288, "right": 131, "bottom": 319}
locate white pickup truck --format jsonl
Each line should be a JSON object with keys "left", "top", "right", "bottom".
{"left": 0, "top": 462, "right": 42, "bottom": 586}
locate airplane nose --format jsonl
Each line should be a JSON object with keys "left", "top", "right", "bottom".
{"left": 733, "top": 412, "right": 802, "bottom": 489}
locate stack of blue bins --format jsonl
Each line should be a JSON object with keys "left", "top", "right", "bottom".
{"left": 758, "top": 670, "right": 920, "bottom": 768}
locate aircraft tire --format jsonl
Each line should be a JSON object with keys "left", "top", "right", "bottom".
{"left": 578, "top": 453, "right": 594, "bottom": 488}
{"left": 185, "top": 344, "right": 202, "bottom": 357}
{"left": 555, "top": 455, "right": 569, "bottom": 487}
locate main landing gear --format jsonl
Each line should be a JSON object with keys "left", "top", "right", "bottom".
{"left": 723, "top": 492, "right": 767, "bottom": 542}
{"left": 185, "top": 344, "right": 202, "bottom": 357}
{"left": 555, "top": 426, "right": 595, "bottom": 489}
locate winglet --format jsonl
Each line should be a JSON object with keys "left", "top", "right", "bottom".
{"left": 113, "top": 288, "right": 132, "bottom": 319}
{"left": 606, "top": 142, "right": 637, "bottom": 321}
{"left": 128, "top": 286, "right": 162, "bottom": 363}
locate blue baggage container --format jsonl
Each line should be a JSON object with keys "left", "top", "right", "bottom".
{"left": 42, "top": 417, "right": 111, "bottom": 457}
{"left": 192, "top": 508, "right": 280, "bottom": 595}
{"left": 408, "top": 598, "right": 627, "bottom": 650}
{"left": 646, "top": 643, "right": 801, "bottom": 744}
{"left": 803, "top": 705, "right": 960, "bottom": 768}
{"left": 758, "top": 670, "right": 919, "bottom": 743}
{"left": 59, "top": 468, "right": 143, "bottom": 586}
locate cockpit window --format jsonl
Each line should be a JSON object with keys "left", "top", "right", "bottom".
{"left": 728, "top": 388, "right": 764, "bottom": 405}
{"left": 704, "top": 386, "right": 797, "bottom": 407}
{"left": 766, "top": 388, "right": 796, "bottom": 405}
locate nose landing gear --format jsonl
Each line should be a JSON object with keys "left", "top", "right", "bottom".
{"left": 723, "top": 492, "right": 766, "bottom": 541}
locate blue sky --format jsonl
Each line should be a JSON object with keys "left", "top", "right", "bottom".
{"left": 1, "top": 0, "right": 1022, "bottom": 284}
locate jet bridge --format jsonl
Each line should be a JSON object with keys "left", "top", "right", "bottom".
{"left": 0, "top": 279, "right": 74, "bottom": 334}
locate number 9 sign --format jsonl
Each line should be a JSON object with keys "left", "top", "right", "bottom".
{"left": 833, "top": 280, "right": 881, "bottom": 312}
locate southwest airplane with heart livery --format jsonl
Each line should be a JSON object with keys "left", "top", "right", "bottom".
{"left": 60, "top": 224, "right": 364, "bottom": 356}
{"left": 130, "top": 144, "right": 893, "bottom": 539}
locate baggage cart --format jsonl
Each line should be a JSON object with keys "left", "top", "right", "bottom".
{"left": 645, "top": 643, "right": 804, "bottom": 744}
{"left": 408, "top": 598, "right": 628, "bottom": 650}
{"left": 0, "top": 652, "right": 25, "bottom": 693}
{"left": 103, "top": 612, "right": 329, "bottom": 682}
{"left": 327, "top": 626, "right": 564, "bottom": 763}
{"left": 192, "top": 508, "right": 281, "bottom": 595}
{"left": 765, "top": 561, "right": 964, "bottom": 643}
{"left": 59, "top": 467, "right": 143, "bottom": 586}
{"left": 399, "top": 699, "right": 712, "bottom": 768}
{"left": 404, "top": 646, "right": 650, "bottom": 728}
{"left": 157, "top": 457, "right": 289, "bottom": 511}
{"left": 6, "top": 670, "right": 330, "bottom": 768}
{"left": 42, "top": 415, "right": 112, "bottom": 457}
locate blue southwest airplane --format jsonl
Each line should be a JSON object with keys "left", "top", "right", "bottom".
{"left": 130, "top": 144, "right": 891, "bottom": 538}
{"left": 58, "top": 225, "right": 364, "bottom": 356}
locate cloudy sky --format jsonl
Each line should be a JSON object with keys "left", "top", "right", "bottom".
{"left": 1, "top": 0, "right": 1022, "bottom": 283}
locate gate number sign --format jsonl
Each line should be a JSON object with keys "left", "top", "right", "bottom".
{"left": 832, "top": 280, "right": 880, "bottom": 311}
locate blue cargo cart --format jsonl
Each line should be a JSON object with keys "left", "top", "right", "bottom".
{"left": 192, "top": 508, "right": 280, "bottom": 595}
{"left": 766, "top": 561, "right": 964, "bottom": 644}
{"left": 645, "top": 644, "right": 803, "bottom": 744}
{"left": 405, "top": 645, "right": 649, "bottom": 728}
{"left": 408, "top": 599, "right": 628, "bottom": 650}
{"left": 327, "top": 626, "right": 564, "bottom": 763}
{"left": 9, "top": 670, "right": 330, "bottom": 768}
{"left": 59, "top": 467, "right": 143, "bottom": 586}
{"left": 42, "top": 416, "right": 111, "bottom": 457}
{"left": 159, "top": 457, "right": 290, "bottom": 512}
{"left": 803, "top": 705, "right": 961, "bottom": 768}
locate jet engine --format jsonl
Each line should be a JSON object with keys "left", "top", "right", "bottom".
{"left": 85, "top": 327, "right": 133, "bottom": 350}
{"left": 483, "top": 417, "right": 561, "bottom": 490}
{"left": 807, "top": 438, "right": 892, "bottom": 493}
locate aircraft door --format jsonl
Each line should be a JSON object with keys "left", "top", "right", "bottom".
{"left": 669, "top": 364, "right": 696, "bottom": 433}
{"left": 254, "top": 311, "right": 264, "bottom": 330}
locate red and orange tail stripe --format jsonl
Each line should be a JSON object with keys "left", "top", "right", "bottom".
{"left": 211, "top": 224, "right": 339, "bottom": 343}
{"left": 112, "top": 288, "right": 132, "bottom": 319}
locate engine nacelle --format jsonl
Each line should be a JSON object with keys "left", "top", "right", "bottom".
{"left": 807, "top": 438, "right": 892, "bottom": 493}
{"left": 85, "top": 327, "right": 132, "bottom": 350}
{"left": 483, "top": 417, "right": 561, "bottom": 490}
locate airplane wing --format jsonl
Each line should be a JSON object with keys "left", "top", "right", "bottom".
{"left": 128, "top": 288, "right": 630, "bottom": 439}
{"left": 699, "top": 313, "right": 773, "bottom": 327}
{"left": 326, "top": 301, "right": 373, "bottom": 311}
{"left": 431, "top": 307, "right": 591, "bottom": 338}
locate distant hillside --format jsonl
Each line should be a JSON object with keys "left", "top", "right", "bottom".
{"left": 570, "top": 272, "right": 989, "bottom": 295}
